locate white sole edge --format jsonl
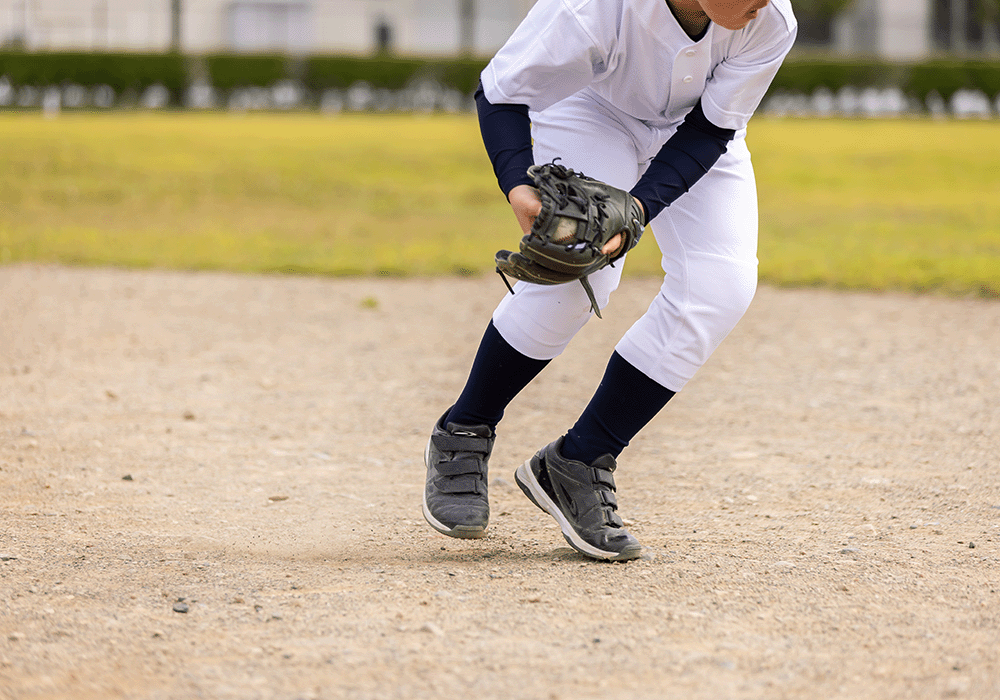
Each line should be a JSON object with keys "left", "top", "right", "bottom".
{"left": 515, "top": 460, "right": 629, "bottom": 560}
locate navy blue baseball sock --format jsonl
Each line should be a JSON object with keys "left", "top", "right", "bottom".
{"left": 445, "top": 321, "right": 550, "bottom": 430}
{"left": 560, "top": 352, "right": 675, "bottom": 464}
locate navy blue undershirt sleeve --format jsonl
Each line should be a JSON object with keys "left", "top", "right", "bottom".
{"left": 629, "top": 100, "right": 736, "bottom": 224}
{"left": 474, "top": 80, "right": 534, "bottom": 199}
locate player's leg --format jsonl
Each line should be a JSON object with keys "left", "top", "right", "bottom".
{"left": 517, "top": 137, "right": 759, "bottom": 560}
{"left": 491, "top": 97, "right": 643, "bottom": 358}
{"left": 615, "top": 136, "right": 759, "bottom": 392}
{"left": 422, "top": 320, "right": 549, "bottom": 539}
{"left": 455, "top": 97, "right": 643, "bottom": 426}
{"left": 557, "top": 137, "right": 759, "bottom": 464}
{"left": 423, "top": 96, "right": 643, "bottom": 539}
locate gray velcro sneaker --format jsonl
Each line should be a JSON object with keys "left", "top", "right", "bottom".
{"left": 422, "top": 412, "right": 494, "bottom": 539}
{"left": 515, "top": 439, "right": 641, "bottom": 561}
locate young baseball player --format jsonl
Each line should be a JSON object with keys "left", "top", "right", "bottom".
{"left": 423, "top": 0, "right": 797, "bottom": 560}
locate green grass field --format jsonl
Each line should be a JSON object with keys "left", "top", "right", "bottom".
{"left": 1, "top": 112, "right": 997, "bottom": 296}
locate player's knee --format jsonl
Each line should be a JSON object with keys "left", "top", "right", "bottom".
{"left": 715, "top": 262, "right": 757, "bottom": 323}
{"left": 687, "top": 256, "right": 758, "bottom": 341}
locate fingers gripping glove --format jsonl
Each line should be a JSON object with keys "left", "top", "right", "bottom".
{"left": 495, "top": 162, "right": 645, "bottom": 319}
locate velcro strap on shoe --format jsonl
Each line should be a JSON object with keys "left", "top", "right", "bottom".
{"left": 431, "top": 433, "right": 491, "bottom": 454}
{"left": 592, "top": 468, "right": 616, "bottom": 491}
{"left": 605, "top": 510, "right": 624, "bottom": 527}
{"left": 436, "top": 475, "right": 486, "bottom": 495}
{"left": 433, "top": 457, "right": 485, "bottom": 477}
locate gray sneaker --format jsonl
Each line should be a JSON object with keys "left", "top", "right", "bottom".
{"left": 514, "top": 439, "right": 642, "bottom": 561}
{"left": 422, "top": 412, "right": 494, "bottom": 539}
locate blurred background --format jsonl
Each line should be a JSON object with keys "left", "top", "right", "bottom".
{"left": 0, "top": 0, "right": 998, "bottom": 58}
{"left": 0, "top": 2, "right": 997, "bottom": 296}
{"left": 0, "top": 0, "right": 998, "bottom": 117}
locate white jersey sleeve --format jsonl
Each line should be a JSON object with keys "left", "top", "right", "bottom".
{"left": 482, "top": 0, "right": 796, "bottom": 131}
{"left": 701, "top": 1, "right": 797, "bottom": 131}
{"left": 480, "top": 0, "right": 619, "bottom": 112}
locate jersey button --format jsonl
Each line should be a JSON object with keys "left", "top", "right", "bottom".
{"left": 685, "top": 49, "right": 696, "bottom": 56}
{"left": 682, "top": 75, "right": 694, "bottom": 83}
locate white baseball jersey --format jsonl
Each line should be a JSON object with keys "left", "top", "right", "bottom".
{"left": 484, "top": 0, "right": 797, "bottom": 391}
{"left": 481, "top": 0, "right": 796, "bottom": 130}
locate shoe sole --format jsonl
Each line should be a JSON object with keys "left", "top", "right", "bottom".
{"left": 514, "top": 459, "right": 642, "bottom": 561}
{"left": 421, "top": 439, "right": 487, "bottom": 539}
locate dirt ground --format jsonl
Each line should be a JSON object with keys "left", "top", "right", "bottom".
{"left": 1, "top": 263, "right": 998, "bottom": 700}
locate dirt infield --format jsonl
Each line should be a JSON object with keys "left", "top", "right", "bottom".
{"left": 1, "top": 264, "right": 998, "bottom": 700}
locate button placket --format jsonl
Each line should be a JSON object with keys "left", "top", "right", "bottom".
{"left": 665, "top": 42, "right": 711, "bottom": 119}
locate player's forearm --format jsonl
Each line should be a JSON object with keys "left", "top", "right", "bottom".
{"left": 629, "top": 100, "right": 736, "bottom": 223}
{"left": 475, "top": 80, "right": 535, "bottom": 200}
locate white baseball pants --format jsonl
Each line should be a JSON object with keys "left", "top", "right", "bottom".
{"left": 492, "top": 92, "right": 760, "bottom": 392}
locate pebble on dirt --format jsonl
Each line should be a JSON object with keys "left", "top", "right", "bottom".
{"left": 419, "top": 622, "right": 444, "bottom": 636}
{"left": 172, "top": 601, "right": 190, "bottom": 614}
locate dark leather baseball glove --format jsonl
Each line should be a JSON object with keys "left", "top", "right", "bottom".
{"left": 495, "top": 161, "right": 644, "bottom": 318}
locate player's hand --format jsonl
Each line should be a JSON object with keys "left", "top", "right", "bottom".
{"left": 509, "top": 184, "right": 639, "bottom": 256}
{"left": 509, "top": 184, "right": 542, "bottom": 236}
{"left": 600, "top": 197, "right": 645, "bottom": 257}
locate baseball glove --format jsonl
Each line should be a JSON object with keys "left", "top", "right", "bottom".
{"left": 495, "top": 161, "right": 644, "bottom": 319}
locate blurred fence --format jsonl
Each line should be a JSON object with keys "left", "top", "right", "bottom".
{"left": 1, "top": 52, "right": 999, "bottom": 119}
{"left": 764, "top": 86, "right": 1000, "bottom": 118}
